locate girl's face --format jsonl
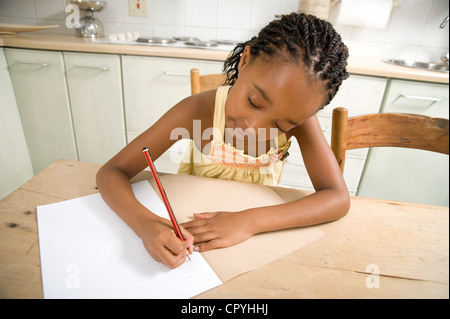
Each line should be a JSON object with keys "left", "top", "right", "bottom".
{"left": 225, "top": 46, "right": 324, "bottom": 141}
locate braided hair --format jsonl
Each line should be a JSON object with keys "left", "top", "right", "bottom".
{"left": 223, "top": 12, "right": 349, "bottom": 107}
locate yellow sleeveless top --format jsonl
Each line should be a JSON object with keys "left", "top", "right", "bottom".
{"left": 177, "top": 86, "right": 290, "bottom": 186}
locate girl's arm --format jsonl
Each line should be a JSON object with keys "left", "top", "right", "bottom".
{"left": 183, "top": 115, "right": 350, "bottom": 251}
{"left": 96, "top": 91, "right": 214, "bottom": 268}
{"left": 246, "top": 114, "right": 350, "bottom": 231}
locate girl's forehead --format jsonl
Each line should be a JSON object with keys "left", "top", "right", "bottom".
{"left": 249, "top": 60, "right": 325, "bottom": 116}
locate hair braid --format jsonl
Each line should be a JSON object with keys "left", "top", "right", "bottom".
{"left": 222, "top": 12, "right": 349, "bottom": 107}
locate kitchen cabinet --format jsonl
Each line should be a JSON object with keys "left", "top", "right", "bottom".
{"left": 0, "top": 48, "right": 34, "bottom": 199}
{"left": 122, "top": 55, "right": 223, "bottom": 173}
{"left": 2, "top": 44, "right": 446, "bottom": 203}
{"left": 279, "top": 74, "right": 388, "bottom": 194}
{"left": 64, "top": 52, "right": 126, "bottom": 164}
{"left": 5, "top": 48, "right": 77, "bottom": 174}
{"left": 357, "top": 79, "right": 449, "bottom": 206}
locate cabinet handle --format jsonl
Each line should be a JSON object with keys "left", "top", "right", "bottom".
{"left": 286, "top": 158, "right": 305, "bottom": 166}
{"left": 13, "top": 61, "right": 49, "bottom": 67}
{"left": 164, "top": 71, "right": 189, "bottom": 77}
{"left": 394, "top": 94, "right": 443, "bottom": 107}
{"left": 73, "top": 65, "right": 109, "bottom": 71}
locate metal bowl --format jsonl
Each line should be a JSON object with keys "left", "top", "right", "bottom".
{"left": 69, "top": 0, "right": 107, "bottom": 12}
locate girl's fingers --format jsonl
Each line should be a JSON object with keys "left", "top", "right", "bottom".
{"left": 194, "top": 239, "right": 223, "bottom": 252}
{"left": 159, "top": 231, "right": 191, "bottom": 268}
{"left": 182, "top": 212, "right": 217, "bottom": 228}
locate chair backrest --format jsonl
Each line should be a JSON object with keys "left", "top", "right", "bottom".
{"left": 190, "top": 68, "right": 227, "bottom": 95}
{"left": 331, "top": 107, "right": 449, "bottom": 173}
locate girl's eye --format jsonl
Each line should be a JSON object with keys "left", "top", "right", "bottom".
{"left": 248, "top": 97, "right": 260, "bottom": 109}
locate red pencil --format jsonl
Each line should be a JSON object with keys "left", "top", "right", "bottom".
{"left": 142, "top": 147, "right": 191, "bottom": 261}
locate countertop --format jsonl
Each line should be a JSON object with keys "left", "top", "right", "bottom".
{"left": 0, "top": 32, "right": 448, "bottom": 84}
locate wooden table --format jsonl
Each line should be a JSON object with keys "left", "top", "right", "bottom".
{"left": 0, "top": 159, "right": 448, "bottom": 299}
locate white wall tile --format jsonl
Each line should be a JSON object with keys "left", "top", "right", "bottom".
{"left": 185, "top": 0, "right": 217, "bottom": 28}
{"left": 217, "top": 0, "right": 251, "bottom": 29}
{"left": 348, "top": 40, "right": 384, "bottom": 57}
{"left": 0, "top": 16, "right": 11, "bottom": 23}
{"left": 0, "top": 1, "right": 9, "bottom": 16}
{"left": 351, "top": 26, "right": 387, "bottom": 43}
{"left": 250, "top": 0, "right": 286, "bottom": 31}
{"left": 96, "top": 0, "right": 124, "bottom": 23}
{"left": 385, "top": 0, "right": 432, "bottom": 46}
{"left": 1, "top": 0, "right": 447, "bottom": 63}
{"left": 216, "top": 27, "right": 250, "bottom": 42}
{"left": 185, "top": 25, "right": 217, "bottom": 39}
{"left": 126, "top": 22, "right": 153, "bottom": 36}
{"left": 154, "top": 24, "right": 184, "bottom": 37}
{"left": 5, "top": 0, "right": 37, "bottom": 18}
{"left": 420, "top": 0, "right": 449, "bottom": 48}
{"left": 154, "top": 0, "right": 185, "bottom": 25}
{"left": 382, "top": 42, "right": 418, "bottom": 60}
{"left": 35, "top": 0, "right": 65, "bottom": 20}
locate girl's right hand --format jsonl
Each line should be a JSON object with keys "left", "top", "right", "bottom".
{"left": 139, "top": 216, "right": 194, "bottom": 269}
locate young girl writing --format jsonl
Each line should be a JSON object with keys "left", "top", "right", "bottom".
{"left": 97, "top": 13, "right": 351, "bottom": 269}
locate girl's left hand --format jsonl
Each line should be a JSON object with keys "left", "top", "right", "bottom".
{"left": 181, "top": 211, "right": 254, "bottom": 252}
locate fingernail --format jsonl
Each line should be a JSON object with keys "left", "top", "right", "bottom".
{"left": 194, "top": 246, "right": 199, "bottom": 251}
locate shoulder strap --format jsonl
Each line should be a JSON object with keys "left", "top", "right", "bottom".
{"left": 212, "top": 86, "right": 231, "bottom": 143}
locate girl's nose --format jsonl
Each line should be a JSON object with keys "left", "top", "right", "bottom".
{"left": 245, "top": 116, "right": 270, "bottom": 130}
{"left": 244, "top": 118, "right": 277, "bottom": 140}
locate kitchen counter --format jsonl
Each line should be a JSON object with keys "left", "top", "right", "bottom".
{"left": 1, "top": 32, "right": 448, "bottom": 84}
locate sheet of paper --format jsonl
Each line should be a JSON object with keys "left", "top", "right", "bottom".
{"left": 154, "top": 174, "right": 324, "bottom": 282}
{"left": 37, "top": 181, "right": 222, "bottom": 299}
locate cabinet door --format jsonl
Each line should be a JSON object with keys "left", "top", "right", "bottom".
{"left": 122, "top": 56, "right": 223, "bottom": 173}
{"left": 358, "top": 80, "right": 449, "bottom": 206}
{"left": 279, "top": 74, "right": 387, "bottom": 193}
{"left": 5, "top": 48, "right": 77, "bottom": 174}
{"left": 64, "top": 52, "right": 126, "bottom": 164}
{"left": 0, "top": 48, "right": 34, "bottom": 199}
{"left": 122, "top": 56, "right": 223, "bottom": 134}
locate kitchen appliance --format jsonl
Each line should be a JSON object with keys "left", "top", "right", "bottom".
{"left": 70, "top": 0, "right": 107, "bottom": 38}
{"left": 93, "top": 35, "right": 238, "bottom": 52}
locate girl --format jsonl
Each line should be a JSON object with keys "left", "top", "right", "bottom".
{"left": 97, "top": 13, "right": 351, "bottom": 269}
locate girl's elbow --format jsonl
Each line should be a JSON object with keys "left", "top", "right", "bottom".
{"left": 335, "top": 188, "right": 351, "bottom": 219}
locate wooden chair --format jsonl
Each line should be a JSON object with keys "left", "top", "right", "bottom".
{"left": 190, "top": 68, "right": 227, "bottom": 95}
{"left": 331, "top": 107, "right": 449, "bottom": 173}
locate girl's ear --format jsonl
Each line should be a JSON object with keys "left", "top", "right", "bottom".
{"left": 237, "top": 45, "right": 252, "bottom": 72}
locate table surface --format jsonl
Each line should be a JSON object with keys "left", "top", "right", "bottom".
{"left": 0, "top": 159, "right": 448, "bottom": 299}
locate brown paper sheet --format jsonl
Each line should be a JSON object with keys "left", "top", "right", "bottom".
{"left": 151, "top": 174, "right": 323, "bottom": 282}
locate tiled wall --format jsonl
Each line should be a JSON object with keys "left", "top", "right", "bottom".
{"left": 0, "top": 0, "right": 448, "bottom": 63}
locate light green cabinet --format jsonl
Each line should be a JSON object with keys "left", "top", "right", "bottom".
{"left": 122, "top": 56, "right": 223, "bottom": 173}
{"left": 2, "top": 46, "right": 447, "bottom": 205}
{"left": 5, "top": 48, "right": 77, "bottom": 174}
{"left": 358, "top": 79, "right": 449, "bottom": 206}
{"left": 0, "top": 48, "right": 34, "bottom": 199}
{"left": 64, "top": 52, "right": 126, "bottom": 164}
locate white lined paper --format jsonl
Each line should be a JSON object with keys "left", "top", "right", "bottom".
{"left": 37, "top": 181, "right": 222, "bottom": 299}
